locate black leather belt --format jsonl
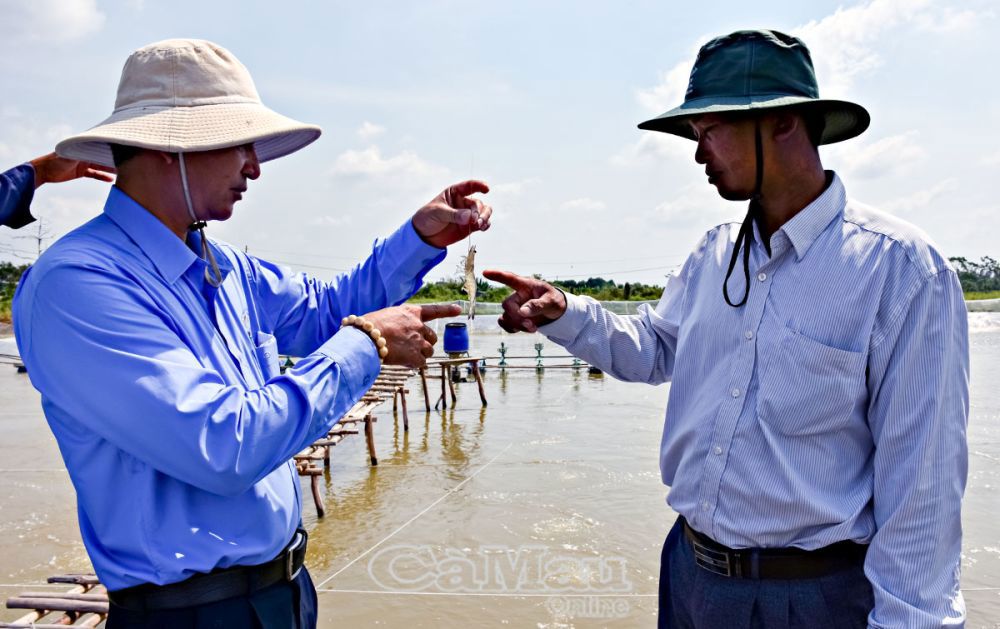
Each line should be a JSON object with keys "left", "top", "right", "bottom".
{"left": 108, "top": 528, "right": 308, "bottom": 611}
{"left": 681, "top": 518, "right": 866, "bottom": 579}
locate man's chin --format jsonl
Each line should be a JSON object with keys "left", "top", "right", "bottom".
{"left": 210, "top": 206, "right": 235, "bottom": 222}
{"left": 714, "top": 186, "right": 753, "bottom": 202}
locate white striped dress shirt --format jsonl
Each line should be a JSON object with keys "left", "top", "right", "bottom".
{"left": 541, "top": 173, "right": 969, "bottom": 628}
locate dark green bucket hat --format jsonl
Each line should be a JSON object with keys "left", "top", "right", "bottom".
{"left": 638, "top": 29, "right": 870, "bottom": 145}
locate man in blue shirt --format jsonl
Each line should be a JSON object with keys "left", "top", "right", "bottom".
{"left": 486, "top": 31, "right": 968, "bottom": 628}
{"left": 13, "top": 39, "right": 491, "bottom": 628}
{"left": 1, "top": 153, "right": 114, "bottom": 229}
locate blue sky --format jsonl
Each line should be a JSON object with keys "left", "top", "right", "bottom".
{"left": 1, "top": 0, "right": 996, "bottom": 285}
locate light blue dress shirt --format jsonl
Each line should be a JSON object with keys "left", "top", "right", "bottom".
{"left": 541, "top": 173, "right": 969, "bottom": 628}
{"left": 13, "top": 186, "right": 445, "bottom": 591}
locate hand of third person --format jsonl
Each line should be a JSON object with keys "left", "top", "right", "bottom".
{"left": 362, "top": 303, "right": 462, "bottom": 368}
{"left": 411, "top": 180, "right": 492, "bottom": 248}
{"left": 29, "top": 152, "right": 116, "bottom": 189}
{"left": 482, "top": 269, "right": 567, "bottom": 333}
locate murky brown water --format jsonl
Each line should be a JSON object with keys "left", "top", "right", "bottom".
{"left": 1, "top": 318, "right": 998, "bottom": 627}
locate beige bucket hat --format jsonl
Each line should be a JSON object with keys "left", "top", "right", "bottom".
{"left": 56, "top": 39, "right": 321, "bottom": 167}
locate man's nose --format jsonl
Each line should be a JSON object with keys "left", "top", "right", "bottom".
{"left": 694, "top": 139, "right": 708, "bottom": 165}
{"left": 243, "top": 145, "right": 261, "bottom": 180}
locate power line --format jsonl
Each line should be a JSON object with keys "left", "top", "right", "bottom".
{"left": 547, "top": 264, "right": 679, "bottom": 279}
{"left": 265, "top": 258, "right": 350, "bottom": 273}
{"left": 246, "top": 247, "right": 367, "bottom": 262}
{"left": 488, "top": 255, "right": 684, "bottom": 266}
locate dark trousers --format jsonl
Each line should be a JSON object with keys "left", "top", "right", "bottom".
{"left": 106, "top": 566, "right": 318, "bottom": 629}
{"left": 658, "top": 518, "right": 873, "bottom": 629}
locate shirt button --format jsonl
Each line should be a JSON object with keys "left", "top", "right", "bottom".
{"left": 757, "top": 272, "right": 767, "bottom": 282}
{"left": 702, "top": 501, "right": 710, "bottom": 511}
{"left": 713, "top": 446, "right": 723, "bottom": 455}
{"left": 731, "top": 388, "right": 741, "bottom": 398}
{"left": 744, "top": 330, "right": 754, "bottom": 340}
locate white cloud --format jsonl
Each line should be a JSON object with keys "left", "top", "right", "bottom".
{"left": 0, "top": 0, "right": 105, "bottom": 44}
{"left": 982, "top": 151, "right": 1000, "bottom": 167}
{"left": 558, "top": 197, "right": 606, "bottom": 213}
{"left": 795, "top": 0, "right": 984, "bottom": 98}
{"left": 356, "top": 121, "right": 385, "bottom": 141}
{"left": 826, "top": 131, "right": 926, "bottom": 179}
{"left": 881, "top": 177, "right": 958, "bottom": 214}
{"left": 649, "top": 182, "right": 737, "bottom": 226}
{"left": 330, "top": 145, "right": 448, "bottom": 180}
{"left": 634, "top": 54, "right": 699, "bottom": 116}
{"left": 611, "top": 132, "right": 691, "bottom": 167}
{"left": 620, "top": 0, "right": 989, "bottom": 172}
{"left": 632, "top": 0, "right": 988, "bottom": 116}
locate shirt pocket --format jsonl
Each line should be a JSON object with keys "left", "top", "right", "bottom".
{"left": 755, "top": 317, "right": 866, "bottom": 437}
{"left": 254, "top": 331, "right": 280, "bottom": 383}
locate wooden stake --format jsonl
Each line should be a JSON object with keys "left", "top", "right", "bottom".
{"left": 420, "top": 367, "right": 431, "bottom": 411}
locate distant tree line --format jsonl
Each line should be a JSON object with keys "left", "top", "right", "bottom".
{"left": 410, "top": 275, "right": 664, "bottom": 303}
{"left": 0, "top": 262, "right": 31, "bottom": 322}
{"left": 551, "top": 277, "right": 663, "bottom": 301}
{"left": 411, "top": 278, "right": 512, "bottom": 303}
{"left": 949, "top": 256, "right": 1000, "bottom": 293}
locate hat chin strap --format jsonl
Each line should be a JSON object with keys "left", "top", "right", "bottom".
{"left": 178, "top": 152, "right": 224, "bottom": 288}
{"left": 722, "top": 120, "right": 763, "bottom": 308}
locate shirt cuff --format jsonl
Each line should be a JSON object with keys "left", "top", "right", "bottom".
{"left": 1, "top": 164, "right": 37, "bottom": 230}
{"left": 377, "top": 221, "right": 447, "bottom": 304}
{"left": 538, "top": 292, "right": 589, "bottom": 345}
{"left": 315, "top": 326, "right": 381, "bottom": 393}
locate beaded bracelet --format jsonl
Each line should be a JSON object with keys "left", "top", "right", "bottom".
{"left": 341, "top": 314, "right": 389, "bottom": 359}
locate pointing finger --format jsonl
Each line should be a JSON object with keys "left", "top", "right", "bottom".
{"left": 483, "top": 269, "right": 532, "bottom": 292}
{"left": 419, "top": 303, "right": 462, "bottom": 321}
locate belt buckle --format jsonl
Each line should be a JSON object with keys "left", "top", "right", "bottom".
{"left": 285, "top": 532, "right": 304, "bottom": 581}
{"left": 691, "top": 539, "right": 735, "bottom": 577}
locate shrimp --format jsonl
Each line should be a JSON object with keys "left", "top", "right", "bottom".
{"left": 462, "top": 244, "right": 477, "bottom": 319}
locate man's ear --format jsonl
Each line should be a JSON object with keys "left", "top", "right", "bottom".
{"left": 770, "top": 111, "right": 800, "bottom": 143}
{"left": 156, "top": 151, "right": 177, "bottom": 165}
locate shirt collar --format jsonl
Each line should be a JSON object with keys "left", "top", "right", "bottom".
{"left": 103, "top": 186, "right": 199, "bottom": 284}
{"left": 185, "top": 226, "right": 235, "bottom": 283}
{"left": 775, "top": 171, "right": 846, "bottom": 261}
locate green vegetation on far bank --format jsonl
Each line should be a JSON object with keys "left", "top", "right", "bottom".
{"left": 409, "top": 275, "right": 665, "bottom": 304}
{"left": 950, "top": 256, "right": 1000, "bottom": 293}
{"left": 1, "top": 262, "right": 30, "bottom": 324}
{"left": 965, "top": 291, "right": 1000, "bottom": 301}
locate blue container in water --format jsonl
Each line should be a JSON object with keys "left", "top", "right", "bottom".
{"left": 443, "top": 322, "right": 470, "bottom": 355}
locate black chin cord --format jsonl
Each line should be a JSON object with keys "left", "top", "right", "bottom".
{"left": 722, "top": 120, "right": 764, "bottom": 308}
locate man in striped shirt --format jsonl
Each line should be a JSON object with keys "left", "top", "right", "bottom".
{"left": 486, "top": 30, "right": 968, "bottom": 628}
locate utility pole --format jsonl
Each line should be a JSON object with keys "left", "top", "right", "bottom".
{"left": 15, "top": 218, "right": 53, "bottom": 260}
